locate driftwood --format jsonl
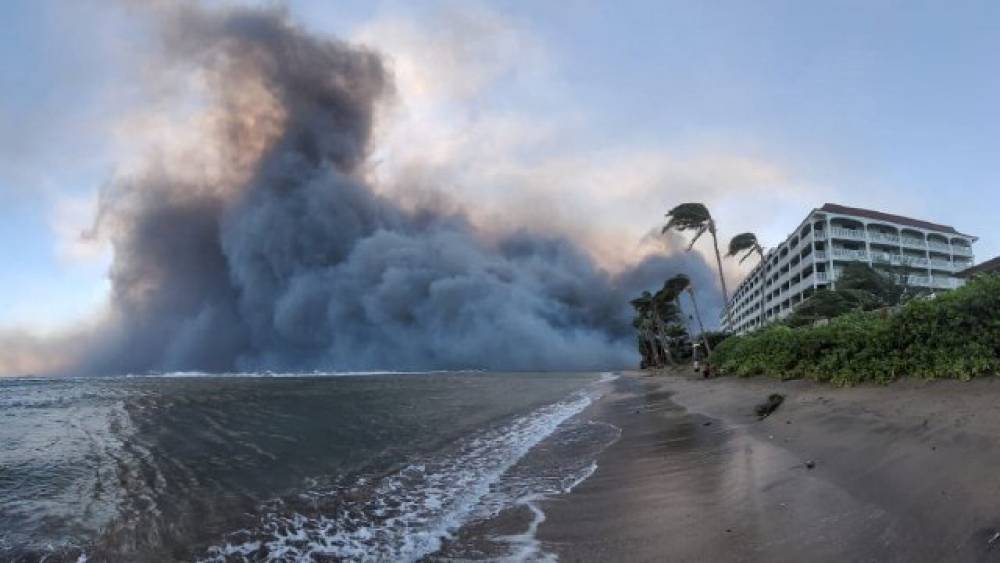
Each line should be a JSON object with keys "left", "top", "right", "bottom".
{"left": 755, "top": 393, "right": 785, "bottom": 419}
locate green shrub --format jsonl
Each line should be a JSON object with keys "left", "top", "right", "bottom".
{"left": 710, "top": 274, "right": 1000, "bottom": 385}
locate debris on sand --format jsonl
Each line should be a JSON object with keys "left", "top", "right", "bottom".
{"left": 755, "top": 394, "right": 785, "bottom": 419}
{"left": 805, "top": 460, "right": 816, "bottom": 470}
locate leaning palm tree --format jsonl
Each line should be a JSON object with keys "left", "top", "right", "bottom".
{"left": 727, "top": 232, "right": 767, "bottom": 330}
{"left": 663, "top": 273, "right": 712, "bottom": 354}
{"left": 663, "top": 203, "right": 733, "bottom": 329}
{"left": 727, "top": 233, "right": 765, "bottom": 265}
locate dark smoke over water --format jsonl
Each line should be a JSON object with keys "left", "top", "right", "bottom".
{"left": 60, "top": 5, "right": 721, "bottom": 375}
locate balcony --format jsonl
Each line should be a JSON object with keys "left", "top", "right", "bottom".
{"left": 930, "top": 259, "right": 953, "bottom": 270}
{"left": 901, "top": 237, "right": 925, "bottom": 248}
{"left": 928, "top": 241, "right": 951, "bottom": 252}
{"left": 953, "top": 246, "right": 973, "bottom": 257}
{"left": 868, "top": 232, "right": 900, "bottom": 244}
{"left": 814, "top": 251, "right": 828, "bottom": 261}
{"left": 871, "top": 252, "right": 927, "bottom": 267}
{"left": 831, "top": 227, "right": 865, "bottom": 240}
{"left": 815, "top": 271, "right": 829, "bottom": 282}
{"left": 930, "top": 277, "right": 960, "bottom": 289}
{"left": 832, "top": 248, "right": 868, "bottom": 261}
{"left": 905, "top": 275, "right": 930, "bottom": 286}
{"left": 870, "top": 251, "right": 897, "bottom": 264}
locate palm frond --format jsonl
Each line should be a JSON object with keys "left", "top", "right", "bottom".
{"left": 685, "top": 225, "right": 709, "bottom": 250}
{"left": 663, "top": 203, "right": 711, "bottom": 234}
{"left": 629, "top": 290, "right": 654, "bottom": 310}
{"left": 727, "top": 232, "right": 759, "bottom": 257}
{"left": 663, "top": 274, "right": 691, "bottom": 295}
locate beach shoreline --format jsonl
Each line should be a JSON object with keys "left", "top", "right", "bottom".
{"left": 535, "top": 370, "right": 1000, "bottom": 562}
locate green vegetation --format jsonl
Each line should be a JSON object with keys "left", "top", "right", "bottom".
{"left": 630, "top": 281, "right": 696, "bottom": 369}
{"left": 711, "top": 274, "right": 1000, "bottom": 385}
{"left": 784, "top": 262, "right": 903, "bottom": 327}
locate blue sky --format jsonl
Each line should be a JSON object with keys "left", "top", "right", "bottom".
{"left": 2, "top": 0, "right": 1000, "bottom": 332}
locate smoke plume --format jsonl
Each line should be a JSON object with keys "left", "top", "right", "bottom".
{"left": 30, "top": 4, "right": 722, "bottom": 375}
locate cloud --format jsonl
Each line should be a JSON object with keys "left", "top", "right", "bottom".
{"left": 355, "top": 1, "right": 838, "bottom": 280}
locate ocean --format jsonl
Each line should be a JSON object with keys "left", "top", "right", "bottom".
{"left": 0, "top": 371, "right": 620, "bottom": 562}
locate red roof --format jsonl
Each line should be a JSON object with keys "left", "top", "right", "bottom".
{"left": 819, "top": 203, "right": 959, "bottom": 234}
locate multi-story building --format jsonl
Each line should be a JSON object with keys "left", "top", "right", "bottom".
{"left": 722, "top": 203, "right": 977, "bottom": 334}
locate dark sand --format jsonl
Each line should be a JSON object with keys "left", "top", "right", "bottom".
{"left": 537, "top": 371, "right": 1000, "bottom": 562}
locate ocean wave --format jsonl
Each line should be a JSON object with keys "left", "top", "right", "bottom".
{"left": 199, "top": 378, "right": 614, "bottom": 562}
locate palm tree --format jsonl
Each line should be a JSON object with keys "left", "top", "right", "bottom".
{"left": 663, "top": 273, "right": 713, "bottom": 354}
{"left": 663, "top": 203, "right": 733, "bottom": 328}
{"left": 727, "top": 232, "right": 767, "bottom": 330}
{"left": 727, "top": 233, "right": 765, "bottom": 265}
{"left": 629, "top": 291, "right": 659, "bottom": 368}
{"left": 652, "top": 287, "right": 681, "bottom": 366}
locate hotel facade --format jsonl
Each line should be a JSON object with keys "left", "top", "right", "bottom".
{"left": 722, "top": 204, "right": 977, "bottom": 334}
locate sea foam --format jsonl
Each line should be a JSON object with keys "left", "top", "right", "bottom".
{"left": 201, "top": 374, "right": 618, "bottom": 562}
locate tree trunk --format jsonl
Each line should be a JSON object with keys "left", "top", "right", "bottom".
{"left": 654, "top": 319, "right": 674, "bottom": 367}
{"left": 709, "top": 222, "right": 734, "bottom": 330}
{"left": 675, "top": 296, "right": 694, "bottom": 356}
{"left": 637, "top": 333, "right": 653, "bottom": 368}
{"left": 686, "top": 287, "right": 712, "bottom": 354}
{"left": 644, "top": 332, "right": 658, "bottom": 367}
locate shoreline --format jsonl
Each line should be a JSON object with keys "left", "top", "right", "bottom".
{"left": 535, "top": 370, "right": 1000, "bottom": 561}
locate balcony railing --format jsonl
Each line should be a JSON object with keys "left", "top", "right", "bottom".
{"left": 870, "top": 251, "right": 897, "bottom": 264}
{"left": 815, "top": 271, "right": 829, "bottom": 282}
{"left": 871, "top": 252, "right": 928, "bottom": 267}
{"left": 813, "top": 251, "right": 828, "bottom": 261}
{"left": 869, "top": 232, "right": 900, "bottom": 244}
{"left": 930, "top": 259, "right": 953, "bottom": 270}
{"left": 905, "top": 275, "right": 930, "bottom": 285}
{"left": 928, "top": 241, "right": 951, "bottom": 252}
{"left": 831, "top": 227, "right": 865, "bottom": 240}
{"left": 813, "top": 229, "right": 827, "bottom": 240}
{"left": 832, "top": 248, "right": 868, "bottom": 260}
{"left": 901, "top": 237, "right": 925, "bottom": 248}
{"left": 930, "top": 277, "right": 959, "bottom": 289}
{"left": 953, "top": 246, "right": 973, "bottom": 256}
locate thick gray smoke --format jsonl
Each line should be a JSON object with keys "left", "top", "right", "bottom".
{"left": 60, "top": 5, "right": 722, "bottom": 375}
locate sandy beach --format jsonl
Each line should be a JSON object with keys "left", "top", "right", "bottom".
{"left": 537, "top": 371, "right": 1000, "bottom": 562}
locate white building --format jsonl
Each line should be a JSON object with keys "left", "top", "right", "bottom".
{"left": 722, "top": 203, "right": 977, "bottom": 334}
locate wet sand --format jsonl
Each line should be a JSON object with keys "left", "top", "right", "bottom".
{"left": 538, "top": 370, "right": 1000, "bottom": 562}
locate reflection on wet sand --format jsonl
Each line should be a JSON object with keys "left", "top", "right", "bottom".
{"left": 539, "top": 372, "right": 1000, "bottom": 562}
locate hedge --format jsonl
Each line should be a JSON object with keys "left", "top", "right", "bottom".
{"left": 710, "top": 274, "right": 1000, "bottom": 385}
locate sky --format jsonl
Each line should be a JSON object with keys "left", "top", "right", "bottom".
{"left": 2, "top": 0, "right": 1000, "bottom": 336}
